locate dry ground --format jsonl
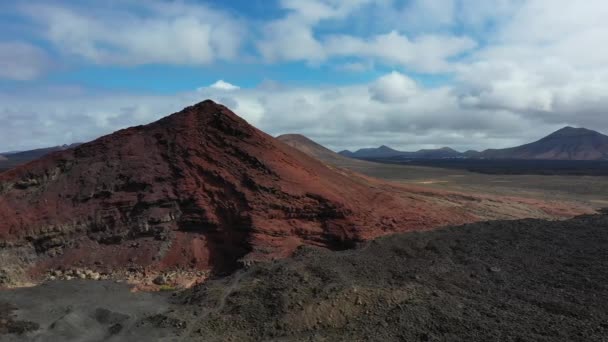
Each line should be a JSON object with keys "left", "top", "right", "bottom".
{"left": 331, "top": 158, "right": 608, "bottom": 209}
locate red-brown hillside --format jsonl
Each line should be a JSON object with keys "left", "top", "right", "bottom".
{"left": 0, "top": 101, "right": 591, "bottom": 284}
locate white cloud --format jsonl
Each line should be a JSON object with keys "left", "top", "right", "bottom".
{"left": 369, "top": 71, "right": 418, "bottom": 103}
{"left": 454, "top": 0, "right": 608, "bottom": 129}
{"left": 401, "top": 0, "right": 456, "bottom": 29}
{"left": 325, "top": 31, "right": 476, "bottom": 72}
{"left": 0, "top": 42, "right": 52, "bottom": 80}
{"left": 19, "top": 2, "right": 244, "bottom": 66}
{"left": 257, "top": 0, "right": 476, "bottom": 72}
{"left": 207, "top": 80, "right": 240, "bottom": 91}
{"left": 257, "top": 17, "right": 326, "bottom": 63}
{"left": 256, "top": 0, "right": 376, "bottom": 63}
{"left": 279, "top": 0, "right": 376, "bottom": 22}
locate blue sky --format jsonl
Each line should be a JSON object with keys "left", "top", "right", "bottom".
{"left": 1, "top": 0, "right": 607, "bottom": 152}
{"left": 0, "top": 1, "right": 454, "bottom": 93}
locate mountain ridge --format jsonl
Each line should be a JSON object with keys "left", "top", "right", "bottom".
{"left": 339, "top": 145, "right": 463, "bottom": 159}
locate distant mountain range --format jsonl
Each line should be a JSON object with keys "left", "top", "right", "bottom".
{"left": 339, "top": 145, "right": 402, "bottom": 158}
{"left": 339, "top": 127, "right": 608, "bottom": 161}
{"left": 2, "top": 126, "right": 607, "bottom": 174}
{"left": 339, "top": 145, "right": 464, "bottom": 159}
{"left": 0, "top": 144, "right": 81, "bottom": 171}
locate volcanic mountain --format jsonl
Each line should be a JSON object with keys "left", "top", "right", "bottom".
{"left": 0, "top": 101, "right": 591, "bottom": 286}
{"left": 276, "top": 134, "right": 353, "bottom": 165}
{"left": 413, "top": 147, "right": 461, "bottom": 159}
{"left": 478, "top": 127, "right": 608, "bottom": 160}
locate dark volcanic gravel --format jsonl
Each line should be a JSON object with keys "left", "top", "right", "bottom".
{"left": 180, "top": 213, "right": 608, "bottom": 341}
{"left": 0, "top": 281, "right": 172, "bottom": 342}
{"left": 2, "top": 213, "right": 608, "bottom": 341}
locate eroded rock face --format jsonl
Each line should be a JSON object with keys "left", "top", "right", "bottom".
{"left": 0, "top": 101, "right": 591, "bottom": 285}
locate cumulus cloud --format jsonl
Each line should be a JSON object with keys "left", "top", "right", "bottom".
{"left": 256, "top": 0, "right": 376, "bottom": 63}
{"left": 454, "top": 0, "right": 608, "bottom": 129}
{"left": 369, "top": 72, "right": 418, "bottom": 103}
{"left": 257, "top": 0, "right": 476, "bottom": 72}
{"left": 325, "top": 31, "right": 476, "bottom": 72}
{"left": 257, "top": 17, "right": 326, "bottom": 63}
{"left": 207, "top": 80, "right": 241, "bottom": 91}
{"left": 19, "top": 2, "right": 244, "bottom": 65}
{"left": 0, "top": 42, "right": 52, "bottom": 80}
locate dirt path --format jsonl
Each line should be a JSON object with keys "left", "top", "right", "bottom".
{"left": 177, "top": 269, "right": 250, "bottom": 341}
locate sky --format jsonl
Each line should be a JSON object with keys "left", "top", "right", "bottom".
{"left": 1, "top": 0, "right": 607, "bottom": 152}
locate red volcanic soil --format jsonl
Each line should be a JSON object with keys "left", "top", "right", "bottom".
{"left": 0, "top": 101, "right": 592, "bottom": 284}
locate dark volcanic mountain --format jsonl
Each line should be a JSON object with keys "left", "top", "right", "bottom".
{"left": 412, "top": 147, "right": 461, "bottom": 159}
{"left": 3, "top": 100, "right": 568, "bottom": 286}
{"left": 340, "top": 145, "right": 403, "bottom": 158}
{"left": 478, "top": 127, "right": 608, "bottom": 160}
{"left": 340, "top": 145, "right": 462, "bottom": 159}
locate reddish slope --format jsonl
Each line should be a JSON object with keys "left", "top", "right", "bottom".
{"left": 0, "top": 101, "right": 592, "bottom": 284}
{"left": 277, "top": 134, "right": 352, "bottom": 165}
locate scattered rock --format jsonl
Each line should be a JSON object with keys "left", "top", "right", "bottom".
{"left": 153, "top": 275, "right": 169, "bottom": 286}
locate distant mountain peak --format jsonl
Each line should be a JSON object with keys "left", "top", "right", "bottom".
{"left": 478, "top": 126, "right": 608, "bottom": 160}
{"left": 378, "top": 145, "right": 396, "bottom": 150}
{"left": 547, "top": 126, "right": 600, "bottom": 138}
{"left": 439, "top": 147, "right": 458, "bottom": 152}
